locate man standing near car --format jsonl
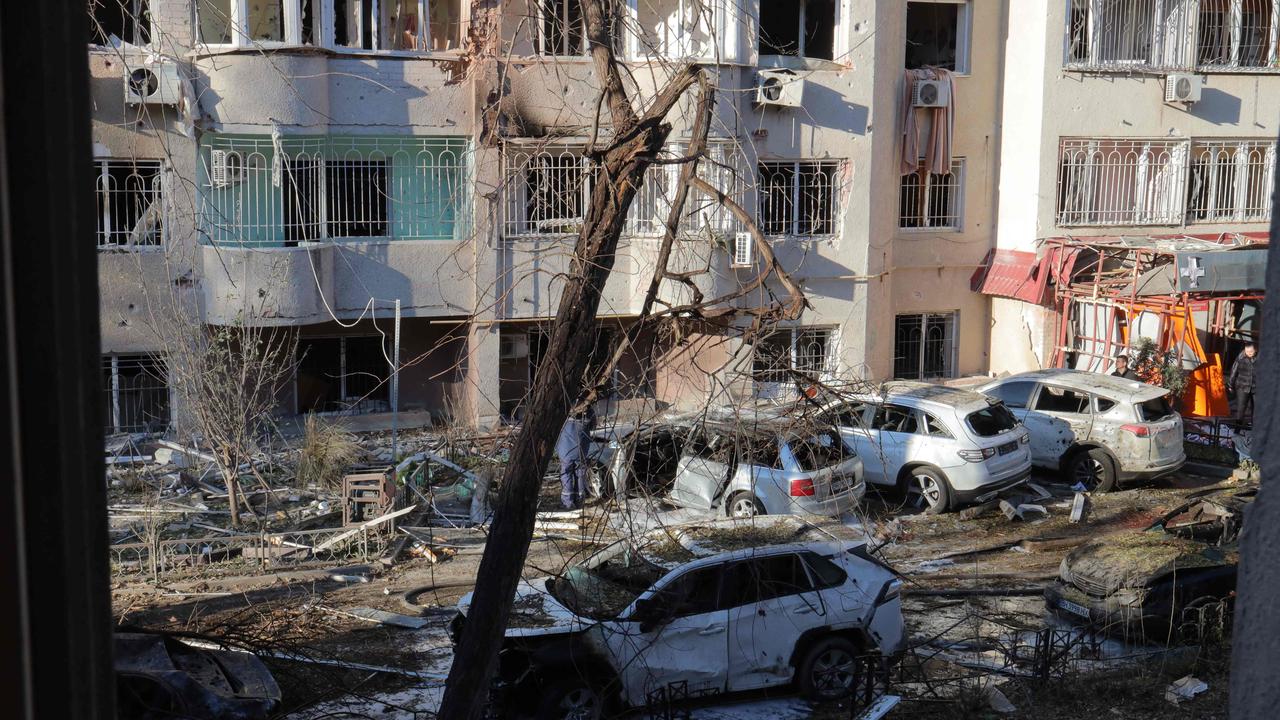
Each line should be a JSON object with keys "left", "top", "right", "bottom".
{"left": 1229, "top": 343, "right": 1258, "bottom": 427}
{"left": 555, "top": 403, "right": 595, "bottom": 510}
{"left": 1111, "top": 353, "right": 1139, "bottom": 380}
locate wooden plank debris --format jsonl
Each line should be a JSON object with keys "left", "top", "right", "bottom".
{"left": 313, "top": 504, "right": 417, "bottom": 552}
{"left": 331, "top": 606, "right": 432, "bottom": 629}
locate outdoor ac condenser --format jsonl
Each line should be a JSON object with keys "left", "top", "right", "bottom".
{"left": 123, "top": 61, "right": 182, "bottom": 106}
{"left": 1165, "top": 73, "right": 1203, "bottom": 104}
{"left": 755, "top": 69, "right": 804, "bottom": 108}
{"left": 911, "top": 79, "right": 950, "bottom": 108}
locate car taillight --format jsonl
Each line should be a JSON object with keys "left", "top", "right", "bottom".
{"left": 1120, "top": 424, "right": 1151, "bottom": 437}
{"left": 957, "top": 447, "right": 996, "bottom": 462}
{"left": 789, "top": 478, "right": 815, "bottom": 496}
{"left": 1019, "top": 433, "right": 1030, "bottom": 445}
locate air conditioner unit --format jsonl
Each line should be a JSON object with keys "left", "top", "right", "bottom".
{"left": 1165, "top": 73, "right": 1202, "bottom": 104}
{"left": 754, "top": 69, "right": 804, "bottom": 108}
{"left": 123, "top": 61, "right": 182, "bottom": 106}
{"left": 499, "top": 334, "right": 529, "bottom": 360}
{"left": 911, "top": 79, "right": 950, "bottom": 108}
{"left": 731, "top": 231, "right": 753, "bottom": 267}
{"left": 208, "top": 150, "right": 243, "bottom": 189}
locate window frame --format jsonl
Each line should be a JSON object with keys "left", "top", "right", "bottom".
{"left": 751, "top": 326, "right": 838, "bottom": 386}
{"left": 89, "top": 0, "right": 152, "bottom": 47}
{"left": 197, "top": 0, "right": 458, "bottom": 54}
{"left": 898, "top": 158, "right": 965, "bottom": 231}
{"left": 757, "top": 0, "right": 839, "bottom": 61}
{"left": 756, "top": 160, "right": 843, "bottom": 239}
{"left": 905, "top": 0, "right": 973, "bottom": 75}
{"left": 295, "top": 334, "right": 392, "bottom": 414}
{"left": 537, "top": 0, "right": 589, "bottom": 57}
{"left": 893, "top": 311, "right": 959, "bottom": 380}
{"left": 102, "top": 353, "right": 172, "bottom": 435}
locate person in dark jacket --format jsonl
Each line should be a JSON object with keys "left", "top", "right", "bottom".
{"left": 555, "top": 405, "right": 595, "bottom": 509}
{"left": 1229, "top": 344, "right": 1258, "bottom": 426}
{"left": 1111, "top": 353, "right": 1139, "bottom": 380}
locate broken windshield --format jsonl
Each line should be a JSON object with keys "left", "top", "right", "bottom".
{"left": 549, "top": 541, "right": 666, "bottom": 620}
{"left": 966, "top": 403, "right": 1019, "bottom": 437}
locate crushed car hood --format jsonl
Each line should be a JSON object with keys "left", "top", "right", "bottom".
{"left": 1062, "top": 531, "right": 1236, "bottom": 595}
{"left": 457, "top": 578, "right": 581, "bottom": 637}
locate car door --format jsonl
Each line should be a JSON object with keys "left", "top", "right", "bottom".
{"left": 1023, "top": 384, "right": 1094, "bottom": 467}
{"left": 669, "top": 430, "right": 733, "bottom": 510}
{"left": 607, "top": 564, "right": 729, "bottom": 707}
{"left": 724, "top": 552, "right": 826, "bottom": 692}
{"left": 866, "top": 403, "right": 916, "bottom": 485}
{"left": 831, "top": 402, "right": 884, "bottom": 485}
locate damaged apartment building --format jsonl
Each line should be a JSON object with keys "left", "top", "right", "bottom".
{"left": 89, "top": 0, "right": 1276, "bottom": 434}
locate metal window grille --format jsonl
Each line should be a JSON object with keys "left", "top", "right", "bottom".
{"left": 752, "top": 327, "right": 836, "bottom": 385}
{"left": 623, "top": 140, "right": 745, "bottom": 238}
{"left": 95, "top": 159, "right": 164, "bottom": 248}
{"left": 899, "top": 159, "right": 964, "bottom": 229}
{"left": 102, "top": 354, "right": 170, "bottom": 434}
{"left": 893, "top": 313, "right": 957, "bottom": 380}
{"left": 503, "top": 145, "right": 592, "bottom": 237}
{"left": 1056, "top": 138, "right": 1188, "bottom": 226}
{"left": 201, "top": 135, "right": 468, "bottom": 246}
{"left": 1066, "top": 0, "right": 1200, "bottom": 69}
{"left": 1197, "top": 0, "right": 1278, "bottom": 67}
{"left": 757, "top": 161, "right": 840, "bottom": 237}
{"left": 296, "top": 336, "right": 391, "bottom": 414}
{"left": 540, "top": 0, "right": 586, "bottom": 55}
{"left": 1186, "top": 140, "right": 1277, "bottom": 222}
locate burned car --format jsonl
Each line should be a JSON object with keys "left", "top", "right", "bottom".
{"left": 1046, "top": 484, "right": 1254, "bottom": 639}
{"left": 980, "top": 369, "right": 1185, "bottom": 491}
{"left": 590, "top": 411, "right": 864, "bottom": 518}
{"left": 451, "top": 517, "right": 904, "bottom": 719}
{"left": 114, "top": 632, "right": 281, "bottom": 720}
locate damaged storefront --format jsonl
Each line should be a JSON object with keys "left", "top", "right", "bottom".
{"left": 974, "top": 233, "right": 1265, "bottom": 424}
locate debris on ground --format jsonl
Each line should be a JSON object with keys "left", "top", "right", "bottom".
{"left": 1165, "top": 675, "right": 1208, "bottom": 705}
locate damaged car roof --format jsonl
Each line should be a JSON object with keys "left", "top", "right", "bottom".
{"left": 996, "top": 368, "right": 1170, "bottom": 401}
{"left": 634, "top": 516, "right": 852, "bottom": 568}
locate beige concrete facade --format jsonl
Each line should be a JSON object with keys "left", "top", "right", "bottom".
{"left": 90, "top": 0, "right": 1276, "bottom": 432}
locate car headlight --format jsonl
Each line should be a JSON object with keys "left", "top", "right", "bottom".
{"left": 1110, "top": 588, "right": 1146, "bottom": 608}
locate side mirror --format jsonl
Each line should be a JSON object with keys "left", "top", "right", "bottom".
{"left": 632, "top": 598, "right": 668, "bottom": 633}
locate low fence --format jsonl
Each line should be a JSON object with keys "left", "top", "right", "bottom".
{"left": 109, "top": 525, "right": 391, "bottom": 583}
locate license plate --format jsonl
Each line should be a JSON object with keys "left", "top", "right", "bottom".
{"left": 1058, "top": 598, "right": 1090, "bottom": 619}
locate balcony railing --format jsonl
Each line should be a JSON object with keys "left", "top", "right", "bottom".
{"left": 200, "top": 135, "right": 470, "bottom": 246}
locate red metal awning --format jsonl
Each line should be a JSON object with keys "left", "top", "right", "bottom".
{"left": 970, "top": 249, "right": 1052, "bottom": 306}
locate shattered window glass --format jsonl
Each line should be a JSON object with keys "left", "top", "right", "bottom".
{"left": 720, "top": 554, "right": 814, "bottom": 608}
{"left": 1033, "top": 385, "right": 1092, "bottom": 414}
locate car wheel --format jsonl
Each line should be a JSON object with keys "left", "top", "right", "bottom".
{"left": 586, "top": 463, "right": 613, "bottom": 500}
{"left": 536, "top": 679, "right": 606, "bottom": 720}
{"left": 727, "top": 492, "right": 765, "bottom": 518}
{"left": 797, "top": 637, "right": 862, "bottom": 701}
{"left": 1067, "top": 448, "right": 1117, "bottom": 492}
{"left": 904, "top": 467, "right": 952, "bottom": 514}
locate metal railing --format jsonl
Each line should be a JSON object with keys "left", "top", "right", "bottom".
{"left": 109, "top": 525, "right": 391, "bottom": 583}
{"left": 200, "top": 135, "right": 470, "bottom": 246}
{"left": 96, "top": 159, "right": 163, "bottom": 248}
{"left": 102, "top": 354, "right": 170, "bottom": 435}
{"left": 1066, "top": 0, "right": 1279, "bottom": 71}
{"left": 757, "top": 160, "right": 841, "bottom": 237}
{"left": 1186, "top": 139, "right": 1276, "bottom": 222}
{"left": 1057, "top": 138, "right": 1189, "bottom": 226}
{"left": 899, "top": 159, "right": 964, "bottom": 230}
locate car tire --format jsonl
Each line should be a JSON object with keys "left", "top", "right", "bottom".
{"left": 727, "top": 491, "right": 765, "bottom": 518}
{"left": 586, "top": 463, "right": 613, "bottom": 500}
{"left": 1067, "top": 448, "right": 1117, "bottom": 492}
{"left": 903, "top": 467, "right": 952, "bottom": 514}
{"left": 536, "top": 678, "right": 607, "bottom": 720}
{"left": 797, "top": 636, "right": 863, "bottom": 701}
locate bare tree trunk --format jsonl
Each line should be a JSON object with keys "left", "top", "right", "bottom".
{"left": 436, "top": 4, "right": 698, "bottom": 716}
{"left": 223, "top": 467, "right": 241, "bottom": 527}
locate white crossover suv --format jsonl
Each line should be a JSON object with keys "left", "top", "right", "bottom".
{"left": 450, "top": 517, "right": 904, "bottom": 719}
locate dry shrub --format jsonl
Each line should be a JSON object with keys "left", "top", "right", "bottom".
{"left": 297, "top": 414, "right": 362, "bottom": 489}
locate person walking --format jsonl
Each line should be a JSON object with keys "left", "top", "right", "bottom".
{"left": 555, "top": 404, "right": 595, "bottom": 510}
{"left": 1111, "top": 353, "right": 1139, "bottom": 380}
{"left": 1229, "top": 343, "right": 1258, "bottom": 427}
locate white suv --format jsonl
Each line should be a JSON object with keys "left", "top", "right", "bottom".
{"left": 979, "top": 369, "right": 1185, "bottom": 491}
{"left": 820, "top": 382, "right": 1032, "bottom": 513}
{"left": 450, "top": 517, "right": 904, "bottom": 719}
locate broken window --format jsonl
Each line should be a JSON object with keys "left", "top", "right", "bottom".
{"left": 296, "top": 336, "right": 390, "bottom": 413}
{"left": 1186, "top": 140, "right": 1276, "bottom": 223}
{"left": 95, "top": 159, "right": 163, "bottom": 248}
{"left": 758, "top": 0, "right": 834, "bottom": 60}
{"left": 198, "top": 0, "right": 235, "bottom": 44}
{"left": 757, "top": 161, "right": 840, "bottom": 236}
{"left": 752, "top": 327, "right": 835, "bottom": 387}
{"left": 246, "top": 0, "right": 286, "bottom": 42}
{"left": 326, "top": 160, "right": 390, "bottom": 238}
{"left": 905, "top": 0, "right": 970, "bottom": 73}
{"left": 1032, "top": 385, "right": 1092, "bottom": 414}
{"left": 504, "top": 147, "right": 592, "bottom": 236}
{"left": 541, "top": 0, "right": 586, "bottom": 55}
{"left": 985, "top": 380, "right": 1036, "bottom": 409}
{"left": 336, "top": 0, "right": 377, "bottom": 48}
{"left": 1056, "top": 138, "right": 1188, "bottom": 226}
{"left": 899, "top": 159, "right": 963, "bottom": 229}
{"left": 893, "top": 312, "right": 956, "bottom": 380}
{"left": 102, "top": 354, "right": 170, "bottom": 434}
{"left": 1198, "top": 0, "right": 1277, "bottom": 67}
{"left": 89, "top": 0, "right": 151, "bottom": 46}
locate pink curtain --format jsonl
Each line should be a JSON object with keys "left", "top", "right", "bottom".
{"left": 899, "top": 68, "right": 956, "bottom": 176}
